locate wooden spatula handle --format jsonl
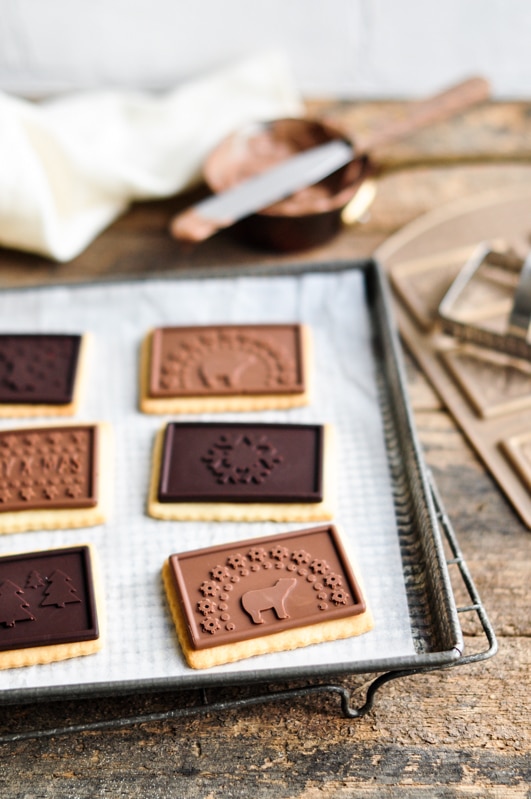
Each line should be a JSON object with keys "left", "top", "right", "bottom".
{"left": 356, "top": 76, "right": 491, "bottom": 154}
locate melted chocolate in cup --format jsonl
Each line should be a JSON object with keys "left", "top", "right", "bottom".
{"left": 204, "top": 118, "right": 370, "bottom": 252}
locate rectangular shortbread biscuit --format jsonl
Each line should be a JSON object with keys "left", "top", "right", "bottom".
{"left": 139, "top": 323, "right": 312, "bottom": 413}
{"left": 0, "top": 422, "right": 113, "bottom": 534}
{"left": 163, "top": 525, "right": 373, "bottom": 669}
{"left": 148, "top": 421, "right": 335, "bottom": 522}
{"left": 0, "top": 333, "right": 91, "bottom": 417}
{"left": 0, "top": 544, "right": 103, "bottom": 670}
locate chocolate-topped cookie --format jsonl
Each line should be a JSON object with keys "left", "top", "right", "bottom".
{"left": 0, "top": 544, "right": 103, "bottom": 669}
{"left": 162, "top": 525, "right": 373, "bottom": 669}
{"left": 139, "top": 323, "right": 311, "bottom": 413}
{"left": 0, "top": 423, "right": 113, "bottom": 534}
{"left": 148, "top": 422, "right": 335, "bottom": 522}
{"left": 0, "top": 333, "right": 90, "bottom": 417}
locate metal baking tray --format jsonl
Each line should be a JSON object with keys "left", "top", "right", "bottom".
{"left": 0, "top": 259, "right": 496, "bottom": 734}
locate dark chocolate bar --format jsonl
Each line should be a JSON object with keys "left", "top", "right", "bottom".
{"left": 0, "top": 545, "right": 98, "bottom": 652}
{"left": 158, "top": 422, "right": 323, "bottom": 503}
{"left": 0, "top": 334, "right": 82, "bottom": 404}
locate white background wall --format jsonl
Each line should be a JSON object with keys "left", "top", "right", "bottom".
{"left": 0, "top": 0, "right": 530, "bottom": 98}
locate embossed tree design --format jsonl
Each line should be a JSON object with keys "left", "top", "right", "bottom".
{"left": 25, "top": 570, "right": 46, "bottom": 590}
{"left": 0, "top": 580, "right": 36, "bottom": 627}
{"left": 40, "top": 570, "right": 82, "bottom": 608}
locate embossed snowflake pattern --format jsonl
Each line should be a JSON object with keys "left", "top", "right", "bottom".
{"left": 199, "top": 580, "right": 219, "bottom": 597}
{"left": 69, "top": 432, "right": 87, "bottom": 448}
{"left": 65, "top": 484, "right": 83, "bottom": 498}
{"left": 323, "top": 573, "right": 343, "bottom": 588}
{"left": 310, "top": 559, "right": 330, "bottom": 575}
{"left": 227, "top": 554, "right": 247, "bottom": 570}
{"left": 330, "top": 589, "right": 349, "bottom": 606}
{"left": 197, "top": 599, "right": 217, "bottom": 616}
{"left": 210, "top": 565, "right": 231, "bottom": 582}
{"left": 202, "top": 433, "right": 283, "bottom": 486}
{"left": 270, "top": 546, "right": 289, "bottom": 562}
{"left": 247, "top": 547, "right": 268, "bottom": 563}
{"left": 291, "top": 549, "right": 311, "bottom": 566}
{"left": 200, "top": 617, "right": 221, "bottom": 634}
{"left": 18, "top": 486, "right": 36, "bottom": 502}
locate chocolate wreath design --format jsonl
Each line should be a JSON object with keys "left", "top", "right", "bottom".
{"left": 201, "top": 432, "right": 283, "bottom": 486}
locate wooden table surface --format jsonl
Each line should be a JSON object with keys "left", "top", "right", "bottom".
{"left": 0, "top": 99, "right": 529, "bottom": 798}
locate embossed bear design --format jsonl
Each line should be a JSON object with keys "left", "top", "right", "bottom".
{"left": 241, "top": 577, "right": 297, "bottom": 625}
{"left": 198, "top": 351, "right": 257, "bottom": 389}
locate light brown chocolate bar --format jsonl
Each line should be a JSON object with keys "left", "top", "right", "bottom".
{"left": 163, "top": 525, "right": 373, "bottom": 669}
{"left": 139, "top": 323, "right": 312, "bottom": 413}
{"left": 0, "top": 423, "right": 113, "bottom": 534}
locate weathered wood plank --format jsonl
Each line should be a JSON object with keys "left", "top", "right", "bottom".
{"left": 0, "top": 638, "right": 528, "bottom": 797}
{"left": 306, "top": 99, "right": 531, "bottom": 167}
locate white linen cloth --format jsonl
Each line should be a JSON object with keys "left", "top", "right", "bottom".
{"left": 0, "top": 53, "right": 303, "bottom": 262}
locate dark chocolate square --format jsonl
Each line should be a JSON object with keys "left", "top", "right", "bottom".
{"left": 0, "top": 425, "right": 98, "bottom": 512}
{"left": 158, "top": 422, "right": 323, "bottom": 503}
{"left": 148, "top": 324, "right": 306, "bottom": 398}
{"left": 0, "top": 334, "right": 82, "bottom": 404}
{"left": 167, "top": 525, "right": 366, "bottom": 651}
{"left": 0, "top": 546, "right": 99, "bottom": 652}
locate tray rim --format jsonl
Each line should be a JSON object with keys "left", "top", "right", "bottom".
{"left": 0, "top": 258, "right": 466, "bottom": 707}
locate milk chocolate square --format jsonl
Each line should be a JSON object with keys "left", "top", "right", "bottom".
{"left": 158, "top": 422, "right": 323, "bottom": 503}
{"left": 0, "top": 334, "right": 82, "bottom": 406}
{"left": 140, "top": 324, "right": 311, "bottom": 414}
{"left": 0, "top": 425, "right": 98, "bottom": 512}
{"left": 163, "top": 525, "right": 373, "bottom": 669}
{"left": 0, "top": 546, "right": 98, "bottom": 653}
{"left": 0, "top": 423, "right": 113, "bottom": 534}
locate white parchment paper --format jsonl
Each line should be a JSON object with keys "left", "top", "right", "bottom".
{"left": 0, "top": 269, "right": 416, "bottom": 695}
